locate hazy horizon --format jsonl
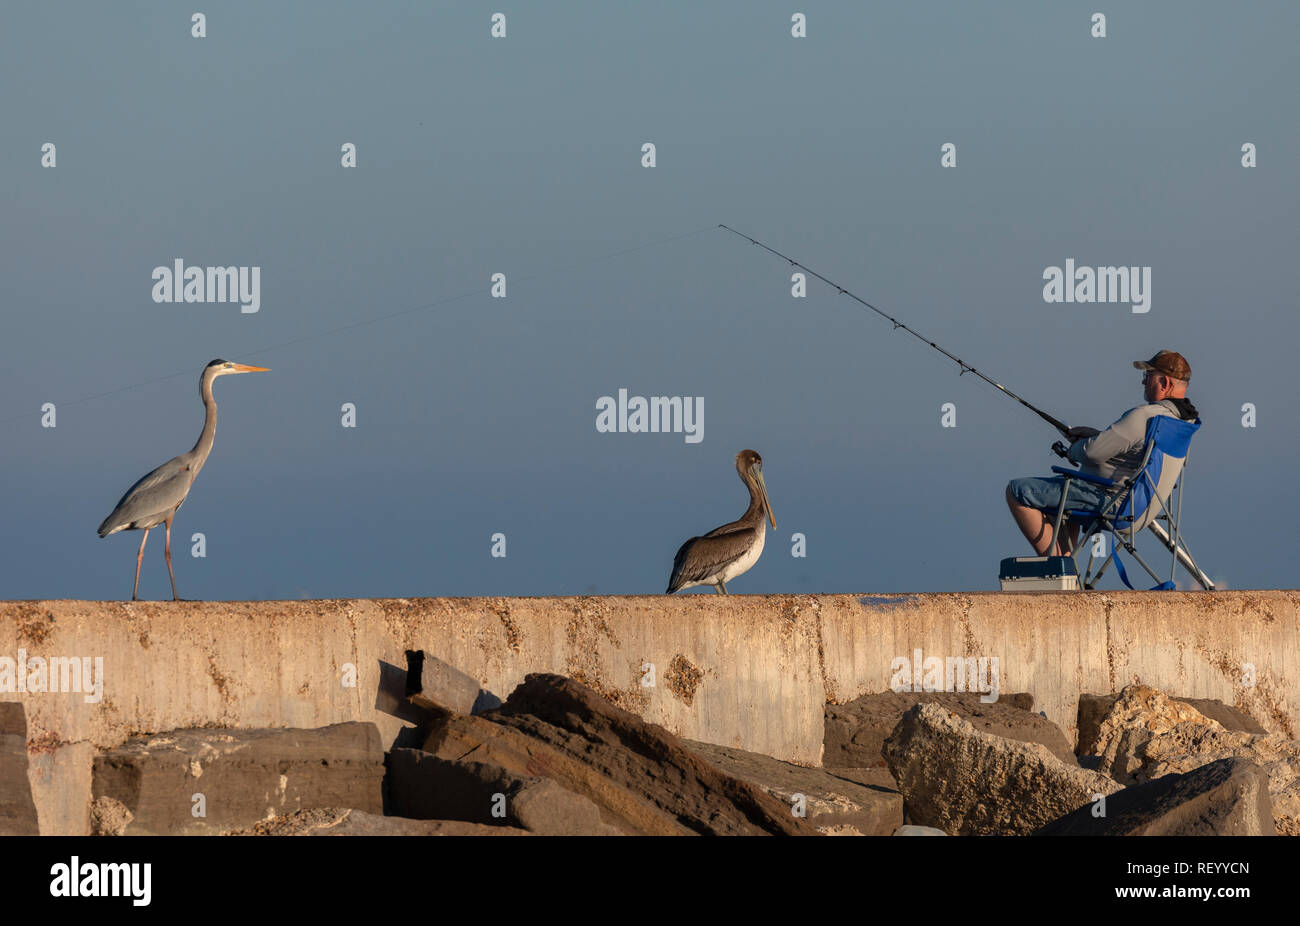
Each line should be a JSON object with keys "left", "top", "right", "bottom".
{"left": 2, "top": 1, "right": 1296, "bottom": 599}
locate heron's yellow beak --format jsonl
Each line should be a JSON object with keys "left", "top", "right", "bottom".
{"left": 232, "top": 364, "right": 270, "bottom": 373}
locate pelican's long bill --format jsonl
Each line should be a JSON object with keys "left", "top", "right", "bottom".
{"left": 753, "top": 464, "right": 777, "bottom": 529}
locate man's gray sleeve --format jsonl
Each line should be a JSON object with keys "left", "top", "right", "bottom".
{"left": 1067, "top": 406, "right": 1149, "bottom": 466}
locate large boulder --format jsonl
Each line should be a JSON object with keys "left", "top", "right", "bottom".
{"left": 228, "top": 807, "right": 530, "bottom": 836}
{"left": 0, "top": 704, "right": 40, "bottom": 835}
{"left": 825, "top": 691, "right": 1075, "bottom": 767}
{"left": 1077, "top": 690, "right": 1265, "bottom": 757}
{"left": 1085, "top": 685, "right": 1300, "bottom": 835}
{"left": 1141, "top": 728, "right": 1300, "bottom": 836}
{"left": 427, "top": 673, "right": 818, "bottom": 835}
{"left": 423, "top": 711, "right": 692, "bottom": 835}
{"left": 1034, "top": 758, "right": 1275, "bottom": 836}
{"left": 883, "top": 703, "right": 1119, "bottom": 835}
{"left": 386, "top": 747, "right": 619, "bottom": 835}
{"left": 403, "top": 650, "right": 497, "bottom": 715}
{"left": 685, "top": 739, "right": 902, "bottom": 835}
{"left": 93, "top": 723, "right": 384, "bottom": 835}
{"left": 309, "top": 811, "right": 529, "bottom": 836}
{"left": 1084, "top": 685, "right": 1225, "bottom": 781}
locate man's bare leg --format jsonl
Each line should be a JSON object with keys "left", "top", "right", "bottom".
{"left": 1006, "top": 486, "right": 1058, "bottom": 556}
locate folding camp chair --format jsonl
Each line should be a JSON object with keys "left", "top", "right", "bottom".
{"left": 1049, "top": 415, "right": 1215, "bottom": 590}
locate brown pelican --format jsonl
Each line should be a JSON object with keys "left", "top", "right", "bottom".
{"left": 666, "top": 449, "right": 777, "bottom": 595}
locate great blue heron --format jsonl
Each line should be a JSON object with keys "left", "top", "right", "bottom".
{"left": 666, "top": 449, "right": 777, "bottom": 594}
{"left": 97, "top": 359, "right": 270, "bottom": 600}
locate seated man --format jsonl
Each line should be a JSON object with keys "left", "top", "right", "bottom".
{"left": 1006, "top": 350, "right": 1199, "bottom": 555}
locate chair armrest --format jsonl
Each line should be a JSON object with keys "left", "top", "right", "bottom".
{"left": 1051, "top": 466, "right": 1115, "bottom": 487}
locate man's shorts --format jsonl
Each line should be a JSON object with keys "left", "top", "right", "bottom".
{"left": 1007, "top": 475, "right": 1110, "bottom": 514}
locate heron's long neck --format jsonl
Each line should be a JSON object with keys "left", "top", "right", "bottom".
{"left": 192, "top": 373, "right": 218, "bottom": 459}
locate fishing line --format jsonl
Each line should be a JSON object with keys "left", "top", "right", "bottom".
{"left": 0, "top": 225, "right": 716, "bottom": 426}
{"left": 719, "top": 224, "right": 1072, "bottom": 437}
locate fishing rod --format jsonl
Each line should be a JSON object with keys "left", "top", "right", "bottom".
{"left": 719, "top": 224, "right": 1073, "bottom": 439}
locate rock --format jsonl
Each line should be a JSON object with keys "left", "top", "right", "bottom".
{"left": 316, "top": 811, "right": 530, "bottom": 836}
{"left": 883, "top": 703, "right": 1120, "bottom": 835}
{"left": 0, "top": 703, "right": 40, "bottom": 835}
{"left": 404, "top": 650, "right": 494, "bottom": 715}
{"left": 1034, "top": 758, "right": 1275, "bottom": 836}
{"left": 1076, "top": 685, "right": 1300, "bottom": 835}
{"left": 228, "top": 807, "right": 530, "bottom": 836}
{"left": 386, "top": 747, "right": 619, "bottom": 835}
{"left": 893, "top": 825, "right": 947, "bottom": 836}
{"left": 510, "top": 776, "right": 623, "bottom": 835}
{"left": 488, "top": 674, "right": 819, "bottom": 836}
{"left": 428, "top": 673, "right": 818, "bottom": 835}
{"left": 1177, "top": 699, "right": 1268, "bottom": 735}
{"left": 1075, "top": 694, "right": 1125, "bottom": 758}
{"left": 1088, "top": 686, "right": 1224, "bottom": 784}
{"left": 685, "top": 739, "right": 902, "bottom": 835}
{"left": 1141, "top": 728, "right": 1300, "bottom": 836}
{"left": 89, "top": 796, "right": 133, "bottom": 836}
{"left": 423, "top": 711, "right": 693, "bottom": 835}
{"left": 825, "top": 691, "right": 1075, "bottom": 768}
{"left": 821, "top": 766, "right": 900, "bottom": 792}
{"left": 27, "top": 741, "right": 95, "bottom": 835}
{"left": 1077, "top": 691, "right": 1266, "bottom": 758}
{"left": 93, "top": 723, "right": 384, "bottom": 835}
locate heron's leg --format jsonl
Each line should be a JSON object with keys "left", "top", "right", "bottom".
{"left": 714, "top": 580, "right": 728, "bottom": 595}
{"left": 164, "top": 516, "right": 179, "bottom": 601}
{"left": 133, "top": 529, "right": 150, "bottom": 601}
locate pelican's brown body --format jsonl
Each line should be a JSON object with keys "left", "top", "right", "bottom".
{"left": 666, "top": 449, "right": 777, "bottom": 595}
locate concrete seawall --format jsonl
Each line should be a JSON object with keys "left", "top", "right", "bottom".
{"left": 2, "top": 592, "right": 1296, "bottom": 834}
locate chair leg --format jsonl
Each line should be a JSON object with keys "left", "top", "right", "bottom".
{"left": 1090, "top": 549, "right": 1118, "bottom": 587}
{"left": 1127, "top": 547, "right": 1164, "bottom": 585}
{"left": 1072, "top": 518, "right": 1103, "bottom": 587}
{"left": 1050, "top": 479, "right": 1072, "bottom": 556}
{"left": 1146, "top": 522, "right": 1215, "bottom": 590}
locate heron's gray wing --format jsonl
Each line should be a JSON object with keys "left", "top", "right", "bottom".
{"left": 667, "top": 525, "right": 757, "bottom": 592}
{"left": 97, "top": 457, "right": 195, "bottom": 535}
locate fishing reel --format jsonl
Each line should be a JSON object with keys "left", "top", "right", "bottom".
{"left": 1051, "top": 441, "right": 1070, "bottom": 459}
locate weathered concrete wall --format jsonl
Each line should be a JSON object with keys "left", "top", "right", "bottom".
{"left": 1, "top": 592, "right": 1296, "bottom": 834}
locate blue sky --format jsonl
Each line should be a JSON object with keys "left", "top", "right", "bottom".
{"left": 1, "top": 1, "right": 1296, "bottom": 598}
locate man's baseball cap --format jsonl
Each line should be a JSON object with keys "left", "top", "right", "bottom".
{"left": 1134, "top": 350, "right": 1191, "bottom": 382}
